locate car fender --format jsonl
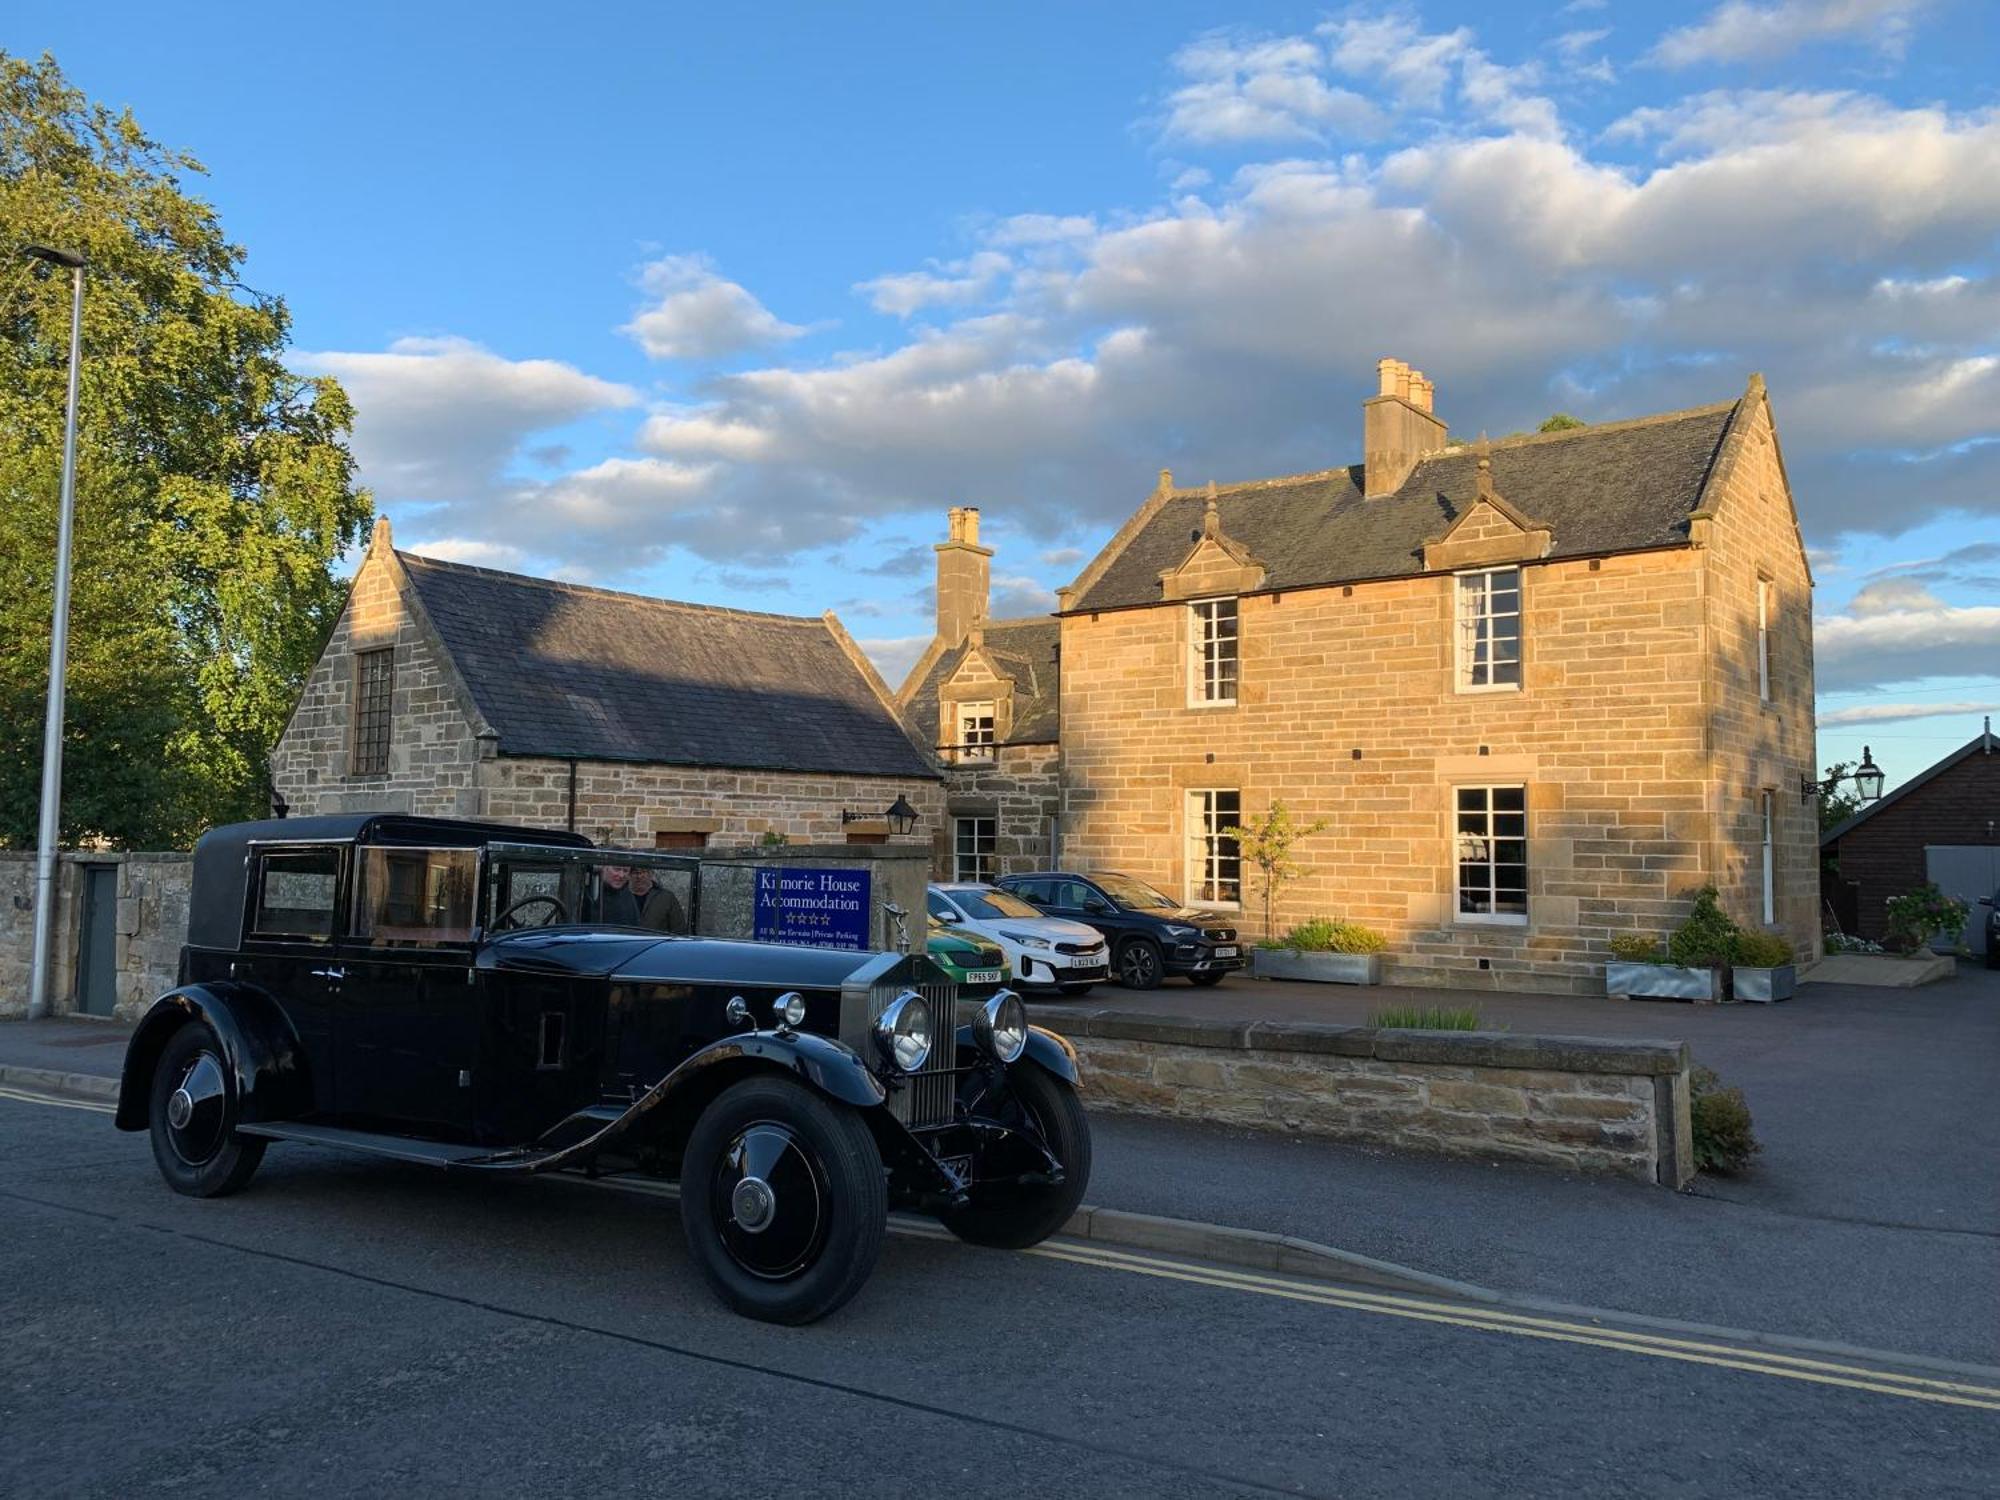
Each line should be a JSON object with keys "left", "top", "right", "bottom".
{"left": 949, "top": 1021, "right": 1079, "bottom": 1085}
{"left": 114, "top": 984, "right": 314, "bottom": 1132}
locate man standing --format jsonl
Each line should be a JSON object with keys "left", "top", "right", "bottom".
{"left": 599, "top": 864, "right": 641, "bottom": 926}
{"left": 628, "top": 865, "right": 687, "bottom": 933}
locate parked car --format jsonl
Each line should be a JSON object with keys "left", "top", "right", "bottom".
{"left": 116, "top": 814, "right": 1091, "bottom": 1325}
{"left": 926, "top": 918, "right": 1009, "bottom": 999}
{"left": 997, "top": 871, "right": 1243, "bottom": 990}
{"left": 926, "top": 883, "right": 1109, "bottom": 995}
{"left": 1981, "top": 893, "right": 2000, "bottom": 970}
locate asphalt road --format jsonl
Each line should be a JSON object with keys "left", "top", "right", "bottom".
{"left": 4, "top": 1093, "right": 1995, "bottom": 1498}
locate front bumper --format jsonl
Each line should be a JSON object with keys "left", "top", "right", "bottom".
{"left": 1012, "top": 950, "right": 1110, "bottom": 988}
{"left": 1164, "top": 943, "right": 1246, "bottom": 976}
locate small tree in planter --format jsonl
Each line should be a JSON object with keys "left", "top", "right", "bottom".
{"left": 1254, "top": 916, "right": 1389, "bottom": 984}
{"left": 1605, "top": 887, "right": 1739, "bottom": 1001}
{"left": 1223, "top": 801, "right": 1330, "bottom": 941}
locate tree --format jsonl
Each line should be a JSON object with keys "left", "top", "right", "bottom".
{"left": 1815, "top": 762, "right": 1865, "bottom": 834}
{"left": 1538, "top": 413, "right": 1586, "bottom": 432}
{"left": 1222, "top": 801, "right": 1330, "bottom": 939}
{"left": 0, "top": 52, "right": 370, "bottom": 847}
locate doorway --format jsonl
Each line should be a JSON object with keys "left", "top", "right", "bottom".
{"left": 76, "top": 864, "right": 119, "bottom": 1017}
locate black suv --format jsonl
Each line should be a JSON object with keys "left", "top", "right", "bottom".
{"left": 997, "top": 871, "right": 1242, "bottom": 989}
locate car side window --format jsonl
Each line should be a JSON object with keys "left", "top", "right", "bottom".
{"left": 353, "top": 846, "right": 477, "bottom": 947}
{"left": 1007, "top": 879, "right": 1047, "bottom": 905}
{"left": 1054, "top": 881, "right": 1093, "bottom": 909}
{"left": 927, "top": 891, "right": 957, "bottom": 923}
{"left": 249, "top": 847, "right": 341, "bottom": 940}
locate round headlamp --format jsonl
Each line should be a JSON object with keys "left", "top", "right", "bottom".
{"left": 771, "top": 991, "right": 807, "bottom": 1028}
{"left": 873, "top": 992, "right": 933, "bottom": 1072}
{"left": 975, "top": 990, "right": 1029, "bottom": 1064}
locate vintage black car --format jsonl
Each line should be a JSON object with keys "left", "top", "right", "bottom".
{"left": 116, "top": 814, "right": 1091, "bottom": 1324}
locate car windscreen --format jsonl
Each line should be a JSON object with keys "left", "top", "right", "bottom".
{"left": 954, "top": 888, "right": 1044, "bottom": 921}
{"left": 1092, "top": 873, "right": 1181, "bottom": 910}
{"left": 485, "top": 846, "right": 694, "bottom": 934}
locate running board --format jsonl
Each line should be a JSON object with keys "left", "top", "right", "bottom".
{"left": 234, "top": 1120, "right": 540, "bottom": 1170}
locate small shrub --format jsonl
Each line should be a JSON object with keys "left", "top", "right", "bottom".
{"left": 1608, "top": 933, "right": 1665, "bottom": 964}
{"left": 757, "top": 830, "right": 788, "bottom": 847}
{"left": 1282, "top": 917, "right": 1388, "bottom": 954}
{"left": 1667, "top": 885, "right": 1741, "bottom": 969}
{"left": 1824, "top": 931, "right": 1884, "bottom": 955}
{"left": 1882, "top": 883, "right": 1969, "bottom": 954}
{"left": 1689, "top": 1064, "right": 1760, "bottom": 1174}
{"left": 1370, "top": 1005, "right": 1488, "bottom": 1031}
{"left": 1731, "top": 930, "right": 1795, "bottom": 968}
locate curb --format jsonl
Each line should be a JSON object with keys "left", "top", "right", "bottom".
{"left": 0, "top": 1065, "right": 120, "bottom": 1104}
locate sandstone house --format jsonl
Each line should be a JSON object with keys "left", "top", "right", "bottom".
{"left": 270, "top": 521, "right": 940, "bottom": 849}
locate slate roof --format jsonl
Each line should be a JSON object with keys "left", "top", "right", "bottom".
{"left": 396, "top": 552, "right": 936, "bottom": 779}
{"left": 901, "top": 618, "right": 1061, "bottom": 749}
{"left": 1067, "top": 399, "right": 1741, "bottom": 613}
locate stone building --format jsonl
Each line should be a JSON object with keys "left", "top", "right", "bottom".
{"left": 1047, "top": 361, "right": 1819, "bottom": 994}
{"left": 894, "top": 508, "right": 1062, "bottom": 881}
{"left": 270, "top": 520, "right": 940, "bottom": 849}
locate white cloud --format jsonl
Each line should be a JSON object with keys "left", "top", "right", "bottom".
{"left": 991, "top": 574, "right": 1060, "bottom": 618}
{"left": 622, "top": 254, "right": 806, "bottom": 360}
{"left": 1820, "top": 700, "right": 1996, "bottom": 726}
{"left": 1041, "top": 546, "right": 1086, "bottom": 567}
{"left": 399, "top": 536, "right": 531, "bottom": 571}
{"left": 1653, "top": 0, "right": 1932, "bottom": 67}
{"left": 1816, "top": 603, "right": 2000, "bottom": 691}
{"left": 858, "top": 252, "right": 1012, "bottom": 317}
{"left": 1160, "top": 32, "right": 1381, "bottom": 146}
{"left": 1846, "top": 577, "right": 1944, "bottom": 615}
{"left": 297, "top": 336, "right": 636, "bottom": 503}
{"left": 986, "top": 213, "right": 1100, "bottom": 248}
{"left": 856, "top": 633, "right": 933, "bottom": 687}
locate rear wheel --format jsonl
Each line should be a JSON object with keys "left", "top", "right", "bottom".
{"left": 147, "top": 1023, "right": 266, "bottom": 1198}
{"left": 1116, "top": 939, "right": 1164, "bottom": 990}
{"left": 679, "top": 1075, "right": 886, "bottom": 1325}
{"left": 939, "top": 1064, "right": 1092, "bottom": 1250}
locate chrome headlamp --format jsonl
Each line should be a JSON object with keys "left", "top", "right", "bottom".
{"left": 873, "top": 991, "right": 933, "bottom": 1072}
{"left": 974, "top": 990, "right": 1029, "bottom": 1064}
{"left": 771, "top": 991, "right": 807, "bottom": 1029}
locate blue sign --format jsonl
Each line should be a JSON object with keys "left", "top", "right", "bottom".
{"left": 753, "top": 866, "right": 873, "bottom": 950}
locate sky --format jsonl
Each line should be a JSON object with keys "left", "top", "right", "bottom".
{"left": 15, "top": 0, "right": 2000, "bottom": 793}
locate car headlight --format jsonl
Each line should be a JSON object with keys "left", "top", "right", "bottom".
{"left": 974, "top": 990, "right": 1029, "bottom": 1064}
{"left": 1163, "top": 923, "right": 1198, "bottom": 939}
{"left": 1001, "top": 930, "right": 1053, "bottom": 949}
{"left": 873, "top": 991, "right": 933, "bottom": 1072}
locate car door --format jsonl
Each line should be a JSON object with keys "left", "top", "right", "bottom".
{"left": 1051, "top": 879, "right": 1131, "bottom": 943}
{"left": 336, "top": 843, "right": 482, "bottom": 1139}
{"left": 235, "top": 842, "right": 347, "bottom": 1117}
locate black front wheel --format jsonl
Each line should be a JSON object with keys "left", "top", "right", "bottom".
{"left": 939, "top": 1065, "right": 1092, "bottom": 1250}
{"left": 1117, "top": 939, "right": 1164, "bottom": 990}
{"left": 679, "top": 1075, "right": 886, "bottom": 1325}
{"left": 147, "top": 1023, "right": 266, "bottom": 1198}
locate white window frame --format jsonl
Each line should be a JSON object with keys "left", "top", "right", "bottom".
{"left": 1454, "top": 785, "right": 1529, "bottom": 926}
{"left": 956, "top": 700, "right": 996, "bottom": 763}
{"left": 1185, "top": 788, "right": 1243, "bottom": 908}
{"left": 1756, "top": 578, "right": 1772, "bottom": 702}
{"left": 953, "top": 816, "right": 996, "bottom": 883}
{"left": 1188, "top": 597, "right": 1239, "bottom": 708}
{"left": 1454, "top": 567, "right": 1523, "bottom": 694}
{"left": 1760, "top": 791, "right": 1776, "bottom": 925}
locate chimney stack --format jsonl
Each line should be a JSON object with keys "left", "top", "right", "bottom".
{"left": 1363, "top": 357, "right": 1448, "bottom": 498}
{"left": 934, "top": 505, "right": 993, "bottom": 647}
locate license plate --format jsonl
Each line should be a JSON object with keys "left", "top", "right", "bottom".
{"left": 1213, "top": 945, "right": 1238, "bottom": 957}
{"left": 965, "top": 969, "right": 1003, "bottom": 984}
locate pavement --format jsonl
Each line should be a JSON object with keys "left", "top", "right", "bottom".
{"left": 3, "top": 1091, "right": 1996, "bottom": 1497}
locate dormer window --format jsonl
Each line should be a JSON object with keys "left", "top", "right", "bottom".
{"left": 957, "top": 700, "right": 996, "bottom": 762}
{"left": 1455, "top": 568, "right": 1521, "bottom": 692}
{"left": 1189, "top": 597, "right": 1239, "bottom": 706}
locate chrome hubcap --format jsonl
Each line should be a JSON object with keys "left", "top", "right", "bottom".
{"left": 163, "top": 1051, "right": 229, "bottom": 1166}
{"left": 167, "top": 1088, "right": 193, "bottom": 1129}
{"left": 731, "top": 1176, "right": 777, "bottom": 1234}
{"left": 712, "top": 1121, "right": 828, "bottom": 1281}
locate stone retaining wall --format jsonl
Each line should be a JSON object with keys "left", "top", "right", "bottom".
{"left": 1052, "top": 1011, "right": 1692, "bottom": 1186}
{"left": 0, "top": 853, "right": 193, "bottom": 1022}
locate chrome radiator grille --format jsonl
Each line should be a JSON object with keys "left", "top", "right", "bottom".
{"left": 865, "top": 980, "right": 960, "bottom": 1131}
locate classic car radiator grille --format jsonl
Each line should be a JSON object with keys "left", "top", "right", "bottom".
{"left": 869, "top": 981, "right": 960, "bottom": 1132}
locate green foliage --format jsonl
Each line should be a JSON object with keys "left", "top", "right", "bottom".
{"left": 1823, "top": 931, "right": 1884, "bottom": 955}
{"left": 1814, "top": 761, "right": 1866, "bottom": 834}
{"left": 1537, "top": 412, "right": 1586, "bottom": 432}
{"left": 0, "top": 52, "right": 370, "bottom": 847}
{"left": 1222, "top": 801, "right": 1330, "bottom": 937}
{"left": 1667, "top": 885, "right": 1741, "bottom": 968}
{"left": 1608, "top": 933, "right": 1665, "bottom": 964}
{"left": 1370, "top": 1005, "right": 1487, "bottom": 1031}
{"left": 1882, "top": 883, "right": 1969, "bottom": 954}
{"left": 1279, "top": 916, "right": 1388, "bottom": 954}
{"left": 1689, "top": 1065, "right": 1760, "bottom": 1174}
{"left": 1731, "top": 930, "right": 1795, "bottom": 968}
{"left": 757, "top": 830, "right": 788, "bottom": 847}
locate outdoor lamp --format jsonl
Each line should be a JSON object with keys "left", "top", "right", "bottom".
{"left": 885, "top": 794, "right": 919, "bottom": 836}
{"left": 1854, "top": 747, "right": 1885, "bottom": 802}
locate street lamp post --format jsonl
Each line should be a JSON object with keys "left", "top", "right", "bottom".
{"left": 1801, "top": 746, "right": 1886, "bottom": 806}
{"left": 25, "top": 244, "right": 87, "bottom": 1022}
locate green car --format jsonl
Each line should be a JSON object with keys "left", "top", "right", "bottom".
{"left": 927, "top": 919, "right": 1009, "bottom": 1000}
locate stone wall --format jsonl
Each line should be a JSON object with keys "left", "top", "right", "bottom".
{"left": 1052, "top": 1010, "right": 1692, "bottom": 1186}
{"left": 936, "top": 742, "right": 1061, "bottom": 879}
{"left": 0, "top": 852, "right": 193, "bottom": 1022}
{"left": 692, "top": 844, "right": 932, "bottom": 952}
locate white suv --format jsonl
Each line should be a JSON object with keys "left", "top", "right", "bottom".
{"left": 927, "top": 883, "right": 1110, "bottom": 995}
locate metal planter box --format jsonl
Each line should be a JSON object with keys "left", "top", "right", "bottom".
{"left": 1732, "top": 964, "right": 1796, "bottom": 1003}
{"left": 1252, "top": 948, "right": 1384, "bottom": 985}
{"left": 1605, "top": 961, "right": 1722, "bottom": 1001}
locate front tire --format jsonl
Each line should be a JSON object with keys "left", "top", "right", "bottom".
{"left": 679, "top": 1075, "right": 887, "bottom": 1325}
{"left": 939, "top": 1064, "right": 1092, "bottom": 1250}
{"left": 147, "top": 1023, "right": 266, "bottom": 1198}
{"left": 1117, "top": 939, "right": 1164, "bottom": 990}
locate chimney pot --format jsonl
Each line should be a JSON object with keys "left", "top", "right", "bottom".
{"left": 1362, "top": 357, "right": 1448, "bottom": 499}
{"left": 934, "top": 506, "right": 994, "bottom": 647}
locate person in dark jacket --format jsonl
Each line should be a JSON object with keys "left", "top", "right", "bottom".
{"left": 598, "top": 865, "right": 641, "bottom": 926}
{"left": 628, "top": 865, "right": 686, "bottom": 933}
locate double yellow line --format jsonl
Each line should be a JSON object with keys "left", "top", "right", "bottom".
{"left": 1022, "top": 1237, "right": 2000, "bottom": 1413}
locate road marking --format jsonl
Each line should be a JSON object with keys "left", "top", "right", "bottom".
{"left": 10, "top": 1084, "right": 1995, "bottom": 1411}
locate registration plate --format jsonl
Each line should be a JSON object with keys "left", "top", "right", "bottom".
{"left": 965, "top": 969, "right": 1003, "bottom": 984}
{"left": 1213, "top": 945, "right": 1238, "bottom": 958}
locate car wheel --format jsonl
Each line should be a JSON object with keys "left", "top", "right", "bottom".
{"left": 1188, "top": 971, "right": 1226, "bottom": 987}
{"left": 939, "top": 1063, "right": 1092, "bottom": 1250}
{"left": 147, "top": 1023, "right": 266, "bottom": 1198}
{"left": 1116, "top": 939, "right": 1164, "bottom": 990}
{"left": 679, "top": 1075, "right": 887, "bottom": 1325}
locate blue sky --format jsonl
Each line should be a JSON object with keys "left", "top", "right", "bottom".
{"left": 16, "top": 0, "right": 2000, "bottom": 791}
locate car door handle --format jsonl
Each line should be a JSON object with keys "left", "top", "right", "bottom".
{"left": 310, "top": 966, "right": 347, "bottom": 982}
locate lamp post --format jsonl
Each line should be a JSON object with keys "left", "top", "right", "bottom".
{"left": 1801, "top": 746, "right": 1885, "bottom": 806}
{"left": 25, "top": 244, "right": 87, "bottom": 1022}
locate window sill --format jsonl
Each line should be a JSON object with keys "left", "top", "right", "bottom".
{"left": 1454, "top": 913, "right": 1528, "bottom": 928}
{"left": 1184, "top": 699, "right": 1239, "bottom": 711}
{"left": 1453, "top": 683, "right": 1523, "bottom": 697}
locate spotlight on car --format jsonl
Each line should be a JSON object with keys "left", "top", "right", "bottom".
{"left": 771, "top": 991, "right": 807, "bottom": 1028}
{"left": 873, "top": 991, "right": 933, "bottom": 1072}
{"left": 975, "top": 990, "right": 1028, "bottom": 1064}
